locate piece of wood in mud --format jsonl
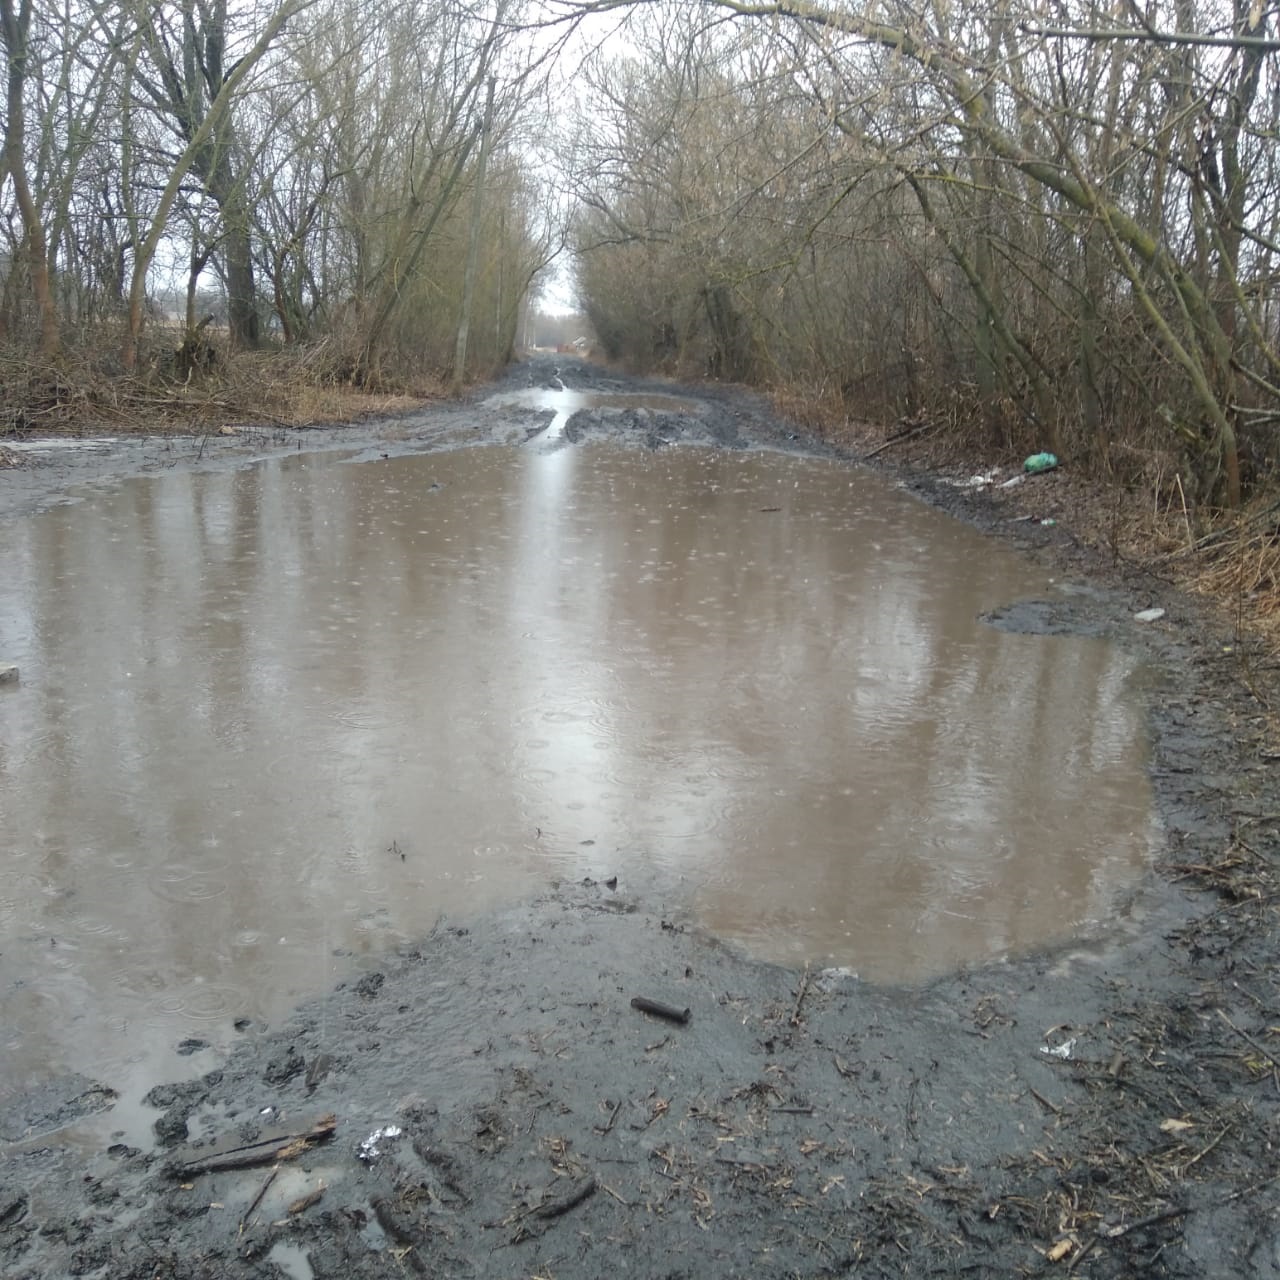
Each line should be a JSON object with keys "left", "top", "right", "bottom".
{"left": 287, "top": 1187, "right": 324, "bottom": 1215}
{"left": 630, "top": 996, "right": 691, "bottom": 1024}
{"left": 594, "top": 1098, "right": 624, "bottom": 1134}
{"left": 304, "top": 1052, "right": 333, "bottom": 1091}
{"left": 238, "top": 1165, "right": 279, "bottom": 1234}
{"left": 1028, "top": 1087, "right": 1061, "bottom": 1115}
{"left": 169, "top": 1114, "right": 336, "bottom": 1177}
{"left": 790, "top": 962, "right": 812, "bottom": 1026}
{"left": 534, "top": 1175, "right": 597, "bottom": 1219}
{"left": 1217, "top": 1007, "right": 1280, "bottom": 1072}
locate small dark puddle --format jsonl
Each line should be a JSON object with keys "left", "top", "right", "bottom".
{"left": 0, "top": 441, "right": 1155, "bottom": 1104}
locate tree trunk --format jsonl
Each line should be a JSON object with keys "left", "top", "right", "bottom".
{"left": 452, "top": 77, "right": 496, "bottom": 394}
{"left": 213, "top": 177, "right": 260, "bottom": 348}
{"left": 1, "top": 0, "right": 60, "bottom": 357}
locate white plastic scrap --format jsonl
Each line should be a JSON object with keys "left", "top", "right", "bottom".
{"left": 944, "top": 471, "right": 999, "bottom": 489}
{"left": 358, "top": 1124, "right": 403, "bottom": 1162}
{"left": 1040, "top": 1038, "right": 1077, "bottom": 1060}
{"left": 1134, "top": 607, "right": 1166, "bottom": 623}
{"left": 814, "top": 966, "right": 859, "bottom": 994}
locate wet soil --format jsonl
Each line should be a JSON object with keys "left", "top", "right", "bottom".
{"left": 2, "top": 357, "right": 1279, "bottom": 1278}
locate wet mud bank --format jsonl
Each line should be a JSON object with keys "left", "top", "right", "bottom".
{"left": 3, "top": 357, "right": 1279, "bottom": 1278}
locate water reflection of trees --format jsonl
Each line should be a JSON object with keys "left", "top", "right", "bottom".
{"left": 0, "top": 447, "right": 1153, "bottom": 1090}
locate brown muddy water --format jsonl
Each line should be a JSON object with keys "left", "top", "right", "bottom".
{"left": 0, "top": 441, "right": 1154, "bottom": 1120}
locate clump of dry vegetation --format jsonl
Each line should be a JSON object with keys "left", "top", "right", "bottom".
{"left": 0, "top": 334, "right": 437, "bottom": 437}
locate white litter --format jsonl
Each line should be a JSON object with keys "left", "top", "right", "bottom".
{"left": 813, "top": 966, "right": 859, "bottom": 993}
{"left": 358, "top": 1125, "right": 403, "bottom": 1161}
{"left": 1040, "top": 1038, "right": 1077, "bottom": 1060}
{"left": 1133, "top": 608, "right": 1165, "bottom": 623}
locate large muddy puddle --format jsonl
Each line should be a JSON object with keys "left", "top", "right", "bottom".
{"left": 0, "top": 441, "right": 1154, "bottom": 1108}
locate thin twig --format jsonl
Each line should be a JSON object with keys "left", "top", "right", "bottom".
{"left": 1174, "top": 473, "right": 1193, "bottom": 549}
{"left": 1217, "top": 1008, "right": 1280, "bottom": 1072}
{"left": 1099, "top": 1203, "right": 1190, "bottom": 1239}
{"left": 239, "top": 1165, "right": 280, "bottom": 1234}
{"left": 1066, "top": 1233, "right": 1099, "bottom": 1273}
{"left": 533, "top": 1176, "right": 596, "bottom": 1220}
{"left": 1029, "top": 1087, "right": 1062, "bottom": 1115}
{"left": 1182, "top": 1125, "right": 1230, "bottom": 1173}
{"left": 791, "top": 962, "right": 812, "bottom": 1026}
{"left": 596, "top": 1099, "right": 624, "bottom": 1134}
{"left": 862, "top": 423, "right": 931, "bottom": 460}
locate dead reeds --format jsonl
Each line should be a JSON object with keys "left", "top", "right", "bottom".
{"left": 0, "top": 330, "right": 439, "bottom": 439}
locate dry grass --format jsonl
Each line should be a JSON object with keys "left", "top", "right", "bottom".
{"left": 1106, "top": 491, "right": 1280, "bottom": 656}
{"left": 1175, "top": 507, "right": 1280, "bottom": 626}
{"left": 766, "top": 384, "right": 852, "bottom": 438}
{"left": 0, "top": 332, "right": 442, "bottom": 438}
{"left": 210, "top": 348, "right": 437, "bottom": 427}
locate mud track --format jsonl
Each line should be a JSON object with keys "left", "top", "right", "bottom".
{"left": 2, "top": 357, "right": 1278, "bottom": 1278}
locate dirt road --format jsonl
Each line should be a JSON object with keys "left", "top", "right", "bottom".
{"left": 1, "top": 358, "right": 1277, "bottom": 1278}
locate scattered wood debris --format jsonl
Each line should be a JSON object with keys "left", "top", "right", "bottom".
{"left": 168, "top": 1114, "right": 336, "bottom": 1178}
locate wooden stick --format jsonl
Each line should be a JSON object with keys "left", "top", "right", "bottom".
{"left": 791, "top": 963, "right": 812, "bottom": 1026}
{"left": 534, "top": 1176, "right": 596, "bottom": 1220}
{"left": 287, "top": 1187, "right": 325, "bottom": 1216}
{"left": 863, "top": 423, "right": 931, "bottom": 460}
{"left": 631, "top": 996, "right": 691, "bottom": 1025}
{"left": 1174, "top": 473, "right": 1194, "bottom": 548}
{"left": 596, "top": 1099, "right": 624, "bottom": 1134}
{"left": 1066, "top": 1235, "right": 1098, "bottom": 1273}
{"left": 1029, "top": 1087, "right": 1062, "bottom": 1115}
{"left": 1217, "top": 1008, "right": 1280, "bottom": 1072}
{"left": 1182, "top": 1126, "right": 1230, "bottom": 1172}
{"left": 1099, "top": 1204, "right": 1189, "bottom": 1239}
{"left": 239, "top": 1165, "right": 279, "bottom": 1234}
{"left": 170, "top": 1114, "right": 336, "bottom": 1178}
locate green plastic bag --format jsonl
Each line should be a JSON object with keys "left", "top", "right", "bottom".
{"left": 1024, "top": 452, "right": 1058, "bottom": 474}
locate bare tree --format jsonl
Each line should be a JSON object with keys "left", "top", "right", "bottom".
{"left": 120, "top": 0, "right": 307, "bottom": 369}
{"left": 563, "top": 0, "right": 1280, "bottom": 505}
{"left": 0, "top": 0, "right": 58, "bottom": 354}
